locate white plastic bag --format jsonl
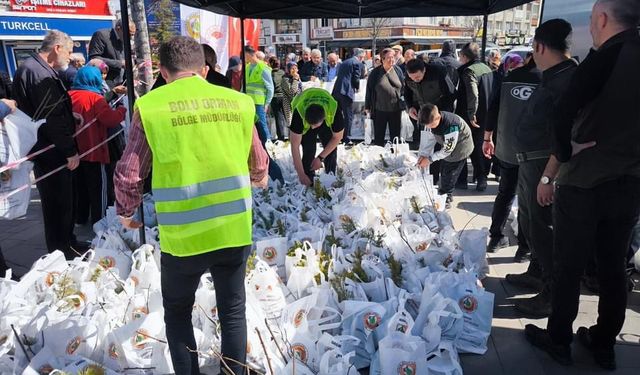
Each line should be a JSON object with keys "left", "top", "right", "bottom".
{"left": 364, "top": 117, "right": 373, "bottom": 145}
{"left": 255, "top": 236, "right": 287, "bottom": 271}
{"left": 0, "top": 162, "right": 32, "bottom": 219}
{"left": 392, "top": 137, "right": 411, "bottom": 155}
{"left": 419, "top": 128, "right": 437, "bottom": 158}
{"left": 400, "top": 112, "right": 414, "bottom": 142}
{"left": 378, "top": 332, "right": 428, "bottom": 375}
{"left": 459, "top": 228, "right": 490, "bottom": 279}
{"left": 0, "top": 109, "right": 45, "bottom": 163}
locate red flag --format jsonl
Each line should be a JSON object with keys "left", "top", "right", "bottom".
{"left": 228, "top": 18, "right": 261, "bottom": 57}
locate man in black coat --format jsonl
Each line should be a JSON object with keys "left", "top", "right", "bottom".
{"left": 12, "top": 30, "right": 83, "bottom": 259}
{"left": 433, "top": 39, "right": 462, "bottom": 88}
{"left": 526, "top": 2, "right": 640, "bottom": 370}
{"left": 455, "top": 42, "right": 494, "bottom": 191}
{"left": 332, "top": 48, "right": 364, "bottom": 143}
{"left": 483, "top": 59, "right": 542, "bottom": 260}
{"left": 88, "top": 19, "right": 136, "bottom": 88}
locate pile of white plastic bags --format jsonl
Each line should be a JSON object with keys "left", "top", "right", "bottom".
{"left": 0, "top": 141, "right": 494, "bottom": 374}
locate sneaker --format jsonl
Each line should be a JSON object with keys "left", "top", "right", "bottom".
{"left": 505, "top": 271, "right": 543, "bottom": 291}
{"left": 487, "top": 236, "right": 509, "bottom": 253}
{"left": 476, "top": 179, "right": 488, "bottom": 192}
{"left": 513, "top": 247, "right": 531, "bottom": 263}
{"left": 525, "top": 325, "right": 573, "bottom": 366}
{"left": 514, "top": 292, "right": 551, "bottom": 318}
{"left": 576, "top": 326, "right": 616, "bottom": 370}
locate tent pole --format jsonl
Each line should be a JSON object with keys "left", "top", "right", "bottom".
{"left": 119, "top": 0, "right": 146, "bottom": 244}
{"left": 240, "top": 17, "right": 246, "bottom": 93}
{"left": 480, "top": 11, "right": 489, "bottom": 63}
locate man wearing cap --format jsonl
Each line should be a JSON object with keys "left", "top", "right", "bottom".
{"left": 391, "top": 45, "right": 404, "bottom": 66}
{"left": 332, "top": 48, "right": 365, "bottom": 144}
{"left": 289, "top": 88, "right": 345, "bottom": 186}
{"left": 226, "top": 56, "right": 243, "bottom": 92}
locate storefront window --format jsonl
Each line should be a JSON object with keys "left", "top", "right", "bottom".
{"left": 276, "top": 19, "right": 302, "bottom": 34}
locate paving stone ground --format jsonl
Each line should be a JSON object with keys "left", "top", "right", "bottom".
{"left": 1, "top": 179, "right": 639, "bottom": 374}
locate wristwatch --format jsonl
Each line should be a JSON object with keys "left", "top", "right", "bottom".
{"left": 540, "top": 176, "right": 552, "bottom": 185}
{"left": 317, "top": 155, "right": 325, "bottom": 163}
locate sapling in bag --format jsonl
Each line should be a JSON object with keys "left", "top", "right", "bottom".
{"left": 0, "top": 108, "right": 45, "bottom": 162}
{"left": 378, "top": 332, "right": 428, "bottom": 375}
{"left": 246, "top": 258, "right": 287, "bottom": 319}
{"left": 448, "top": 273, "right": 494, "bottom": 354}
{"left": 458, "top": 228, "right": 490, "bottom": 279}
{"left": 255, "top": 236, "right": 287, "bottom": 271}
{"left": 419, "top": 128, "right": 437, "bottom": 158}
{"left": 400, "top": 112, "right": 415, "bottom": 141}
{"left": 340, "top": 300, "right": 387, "bottom": 369}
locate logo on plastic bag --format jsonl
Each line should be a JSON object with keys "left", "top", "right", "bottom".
{"left": 398, "top": 362, "right": 417, "bottom": 375}
{"left": 108, "top": 343, "right": 119, "bottom": 359}
{"left": 38, "top": 364, "right": 54, "bottom": 374}
{"left": 291, "top": 343, "right": 308, "bottom": 363}
{"left": 99, "top": 256, "right": 116, "bottom": 269}
{"left": 132, "top": 329, "right": 149, "bottom": 349}
{"left": 66, "top": 336, "right": 82, "bottom": 355}
{"left": 132, "top": 306, "right": 149, "bottom": 320}
{"left": 263, "top": 246, "right": 277, "bottom": 261}
{"left": 395, "top": 323, "right": 409, "bottom": 333}
{"left": 363, "top": 312, "right": 382, "bottom": 331}
{"left": 45, "top": 271, "right": 60, "bottom": 287}
{"left": 416, "top": 242, "right": 429, "bottom": 252}
{"left": 293, "top": 309, "right": 306, "bottom": 327}
{"left": 459, "top": 295, "right": 478, "bottom": 313}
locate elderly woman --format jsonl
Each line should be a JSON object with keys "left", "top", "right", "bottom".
{"left": 281, "top": 62, "right": 302, "bottom": 126}
{"left": 365, "top": 48, "right": 405, "bottom": 147}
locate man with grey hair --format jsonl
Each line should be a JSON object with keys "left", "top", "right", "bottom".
{"left": 12, "top": 29, "right": 84, "bottom": 259}
{"left": 59, "top": 52, "right": 86, "bottom": 89}
{"left": 300, "top": 48, "right": 328, "bottom": 82}
{"left": 88, "top": 19, "right": 136, "bottom": 87}
{"left": 332, "top": 48, "right": 365, "bottom": 143}
{"left": 525, "top": 0, "right": 640, "bottom": 370}
{"left": 297, "top": 47, "right": 312, "bottom": 72}
{"left": 327, "top": 52, "right": 340, "bottom": 81}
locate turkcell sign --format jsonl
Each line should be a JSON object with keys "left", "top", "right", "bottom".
{"left": 0, "top": 16, "right": 112, "bottom": 37}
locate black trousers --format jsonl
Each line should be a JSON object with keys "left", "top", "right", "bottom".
{"left": 162, "top": 246, "right": 251, "bottom": 375}
{"left": 469, "top": 126, "right": 490, "bottom": 183}
{"left": 548, "top": 176, "right": 640, "bottom": 349}
{"left": 0, "top": 245, "right": 7, "bottom": 277}
{"left": 373, "top": 110, "right": 401, "bottom": 147}
{"left": 75, "top": 161, "right": 107, "bottom": 225}
{"left": 438, "top": 159, "right": 467, "bottom": 196}
{"left": 34, "top": 157, "right": 76, "bottom": 258}
{"left": 271, "top": 97, "right": 288, "bottom": 141}
{"left": 334, "top": 93, "right": 353, "bottom": 142}
{"left": 517, "top": 158, "right": 553, "bottom": 292}
{"left": 301, "top": 125, "right": 337, "bottom": 180}
{"left": 490, "top": 160, "right": 518, "bottom": 239}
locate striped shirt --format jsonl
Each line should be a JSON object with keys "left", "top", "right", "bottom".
{"left": 114, "top": 110, "right": 269, "bottom": 217}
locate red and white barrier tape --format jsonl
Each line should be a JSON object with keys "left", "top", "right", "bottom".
{"left": 0, "top": 95, "right": 125, "bottom": 175}
{"left": 0, "top": 127, "right": 125, "bottom": 201}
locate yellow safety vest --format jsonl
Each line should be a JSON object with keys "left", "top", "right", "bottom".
{"left": 291, "top": 88, "right": 338, "bottom": 135}
{"left": 246, "top": 62, "right": 270, "bottom": 105}
{"left": 135, "top": 75, "right": 255, "bottom": 257}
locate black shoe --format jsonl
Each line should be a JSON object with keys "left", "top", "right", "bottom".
{"left": 476, "top": 179, "right": 488, "bottom": 192}
{"left": 487, "top": 236, "right": 509, "bottom": 253}
{"left": 525, "top": 325, "right": 573, "bottom": 366}
{"left": 577, "top": 327, "right": 616, "bottom": 370}
{"left": 505, "top": 271, "right": 543, "bottom": 291}
{"left": 514, "top": 292, "right": 551, "bottom": 318}
{"left": 445, "top": 195, "right": 453, "bottom": 209}
{"left": 581, "top": 275, "right": 600, "bottom": 294}
{"left": 513, "top": 247, "right": 531, "bottom": 263}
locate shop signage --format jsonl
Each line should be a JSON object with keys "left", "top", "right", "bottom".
{"left": 272, "top": 34, "right": 299, "bottom": 44}
{"left": 0, "top": 15, "right": 112, "bottom": 38}
{"left": 415, "top": 28, "right": 443, "bottom": 37}
{"left": 312, "top": 26, "right": 333, "bottom": 39}
{"left": 8, "top": 0, "right": 111, "bottom": 16}
{"left": 341, "top": 28, "right": 391, "bottom": 39}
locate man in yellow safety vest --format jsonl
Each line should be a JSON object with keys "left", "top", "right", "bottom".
{"left": 114, "top": 36, "right": 268, "bottom": 374}
{"left": 289, "top": 88, "right": 345, "bottom": 186}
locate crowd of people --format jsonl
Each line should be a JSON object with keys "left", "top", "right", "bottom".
{"left": 0, "top": 0, "right": 638, "bottom": 373}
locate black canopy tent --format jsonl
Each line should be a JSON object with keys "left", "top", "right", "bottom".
{"left": 118, "top": 0, "right": 534, "bottom": 243}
